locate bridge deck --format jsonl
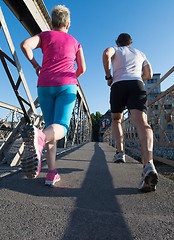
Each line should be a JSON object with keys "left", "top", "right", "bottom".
{"left": 0, "top": 142, "right": 174, "bottom": 240}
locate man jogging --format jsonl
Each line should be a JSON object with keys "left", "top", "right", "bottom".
{"left": 103, "top": 33, "right": 158, "bottom": 192}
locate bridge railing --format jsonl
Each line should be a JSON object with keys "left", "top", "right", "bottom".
{"left": 103, "top": 68, "right": 174, "bottom": 167}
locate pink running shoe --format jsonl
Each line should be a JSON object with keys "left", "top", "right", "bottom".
{"left": 45, "top": 169, "right": 61, "bottom": 186}
{"left": 21, "top": 124, "right": 46, "bottom": 179}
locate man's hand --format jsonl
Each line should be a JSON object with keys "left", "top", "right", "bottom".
{"left": 107, "top": 79, "right": 112, "bottom": 86}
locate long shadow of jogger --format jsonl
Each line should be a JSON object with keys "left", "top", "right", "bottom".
{"left": 62, "top": 142, "right": 133, "bottom": 240}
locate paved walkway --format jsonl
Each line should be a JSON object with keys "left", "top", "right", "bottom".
{"left": 0, "top": 142, "right": 174, "bottom": 240}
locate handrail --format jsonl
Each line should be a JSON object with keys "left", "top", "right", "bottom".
{"left": 147, "top": 66, "right": 174, "bottom": 95}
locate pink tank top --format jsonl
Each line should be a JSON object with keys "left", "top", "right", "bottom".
{"left": 37, "top": 31, "right": 81, "bottom": 87}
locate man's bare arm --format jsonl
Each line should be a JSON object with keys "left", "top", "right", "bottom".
{"left": 142, "top": 64, "right": 153, "bottom": 81}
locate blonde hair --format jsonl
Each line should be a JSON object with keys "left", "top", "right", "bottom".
{"left": 51, "top": 5, "right": 70, "bottom": 29}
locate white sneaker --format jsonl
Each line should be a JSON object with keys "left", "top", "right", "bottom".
{"left": 139, "top": 162, "right": 158, "bottom": 192}
{"left": 112, "top": 152, "right": 125, "bottom": 163}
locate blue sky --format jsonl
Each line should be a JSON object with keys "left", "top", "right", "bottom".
{"left": 0, "top": 0, "right": 174, "bottom": 119}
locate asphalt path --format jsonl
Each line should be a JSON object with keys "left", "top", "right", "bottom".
{"left": 0, "top": 142, "right": 174, "bottom": 240}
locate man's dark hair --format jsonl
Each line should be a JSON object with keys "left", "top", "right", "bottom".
{"left": 116, "top": 33, "right": 132, "bottom": 46}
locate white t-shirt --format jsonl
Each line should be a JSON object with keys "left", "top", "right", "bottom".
{"left": 111, "top": 46, "right": 150, "bottom": 85}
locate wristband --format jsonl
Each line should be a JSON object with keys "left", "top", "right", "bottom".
{"left": 105, "top": 75, "right": 113, "bottom": 80}
{"left": 34, "top": 65, "right": 40, "bottom": 69}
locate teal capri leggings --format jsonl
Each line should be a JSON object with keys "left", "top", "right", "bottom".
{"left": 37, "top": 85, "right": 77, "bottom": 137}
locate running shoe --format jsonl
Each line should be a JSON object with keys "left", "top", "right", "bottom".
{"left": 112, "top": 151, "right": 126, "bottom": 163}
{"left": 139, "top": 162, "right": 158, "bottom": 192}
{"left": 21, "top": 124, "right": 46, "bottom": 179}
{"left": 45, "top": 169, "right": 61, "bottom": 186}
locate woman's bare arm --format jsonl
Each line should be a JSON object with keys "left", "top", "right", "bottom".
{"left": 76, "top": 47, "right": 86, "bottom": 78}
{"left": 20, "top": 35, "right": 41, "bottom": 75}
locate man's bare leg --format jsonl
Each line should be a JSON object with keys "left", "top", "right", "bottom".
{"left": 130, "top": 109, "right": 158, "bottom": 191}
{"left": 130, "top": 109, "right": 153, "bottom": 166}
{"left": 111, "top": 113, "right": 125, "bottom": 163}
{"left": 111, "top": 113, "right": 124, "bottom": 152}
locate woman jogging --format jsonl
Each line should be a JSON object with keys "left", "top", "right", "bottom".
{"left": 20, "top": 5, "right": 86, "bottom": 186}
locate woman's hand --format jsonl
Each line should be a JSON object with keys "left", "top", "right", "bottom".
{"left": 34, "top": 65, "right": 41, "bottom": 76}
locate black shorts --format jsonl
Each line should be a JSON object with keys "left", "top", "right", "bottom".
{"left": 110, "top": 80, "right": 147, "bottom": 113}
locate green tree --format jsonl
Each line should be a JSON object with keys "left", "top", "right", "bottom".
{"left": 91, "top": 112, "right": 102, "bottom": 142}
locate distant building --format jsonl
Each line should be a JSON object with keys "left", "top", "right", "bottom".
{"left": 99, "top": 110, "right": 111, "bottom": 141}
{"left": 144, "top": 73, "right": 161, "bottom": 95}
{"left": 144, "top": 73, "right": 161, "bottom": 107}
{"left": 145, "top": 73, "right": 174, "bottom": 142}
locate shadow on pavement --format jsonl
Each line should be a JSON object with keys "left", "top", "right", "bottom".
{"left": 61, "top": 142, "right": 134, "bottom": 240}
{"left": 0, "top": 142, "right": 135, "bottom": 239}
